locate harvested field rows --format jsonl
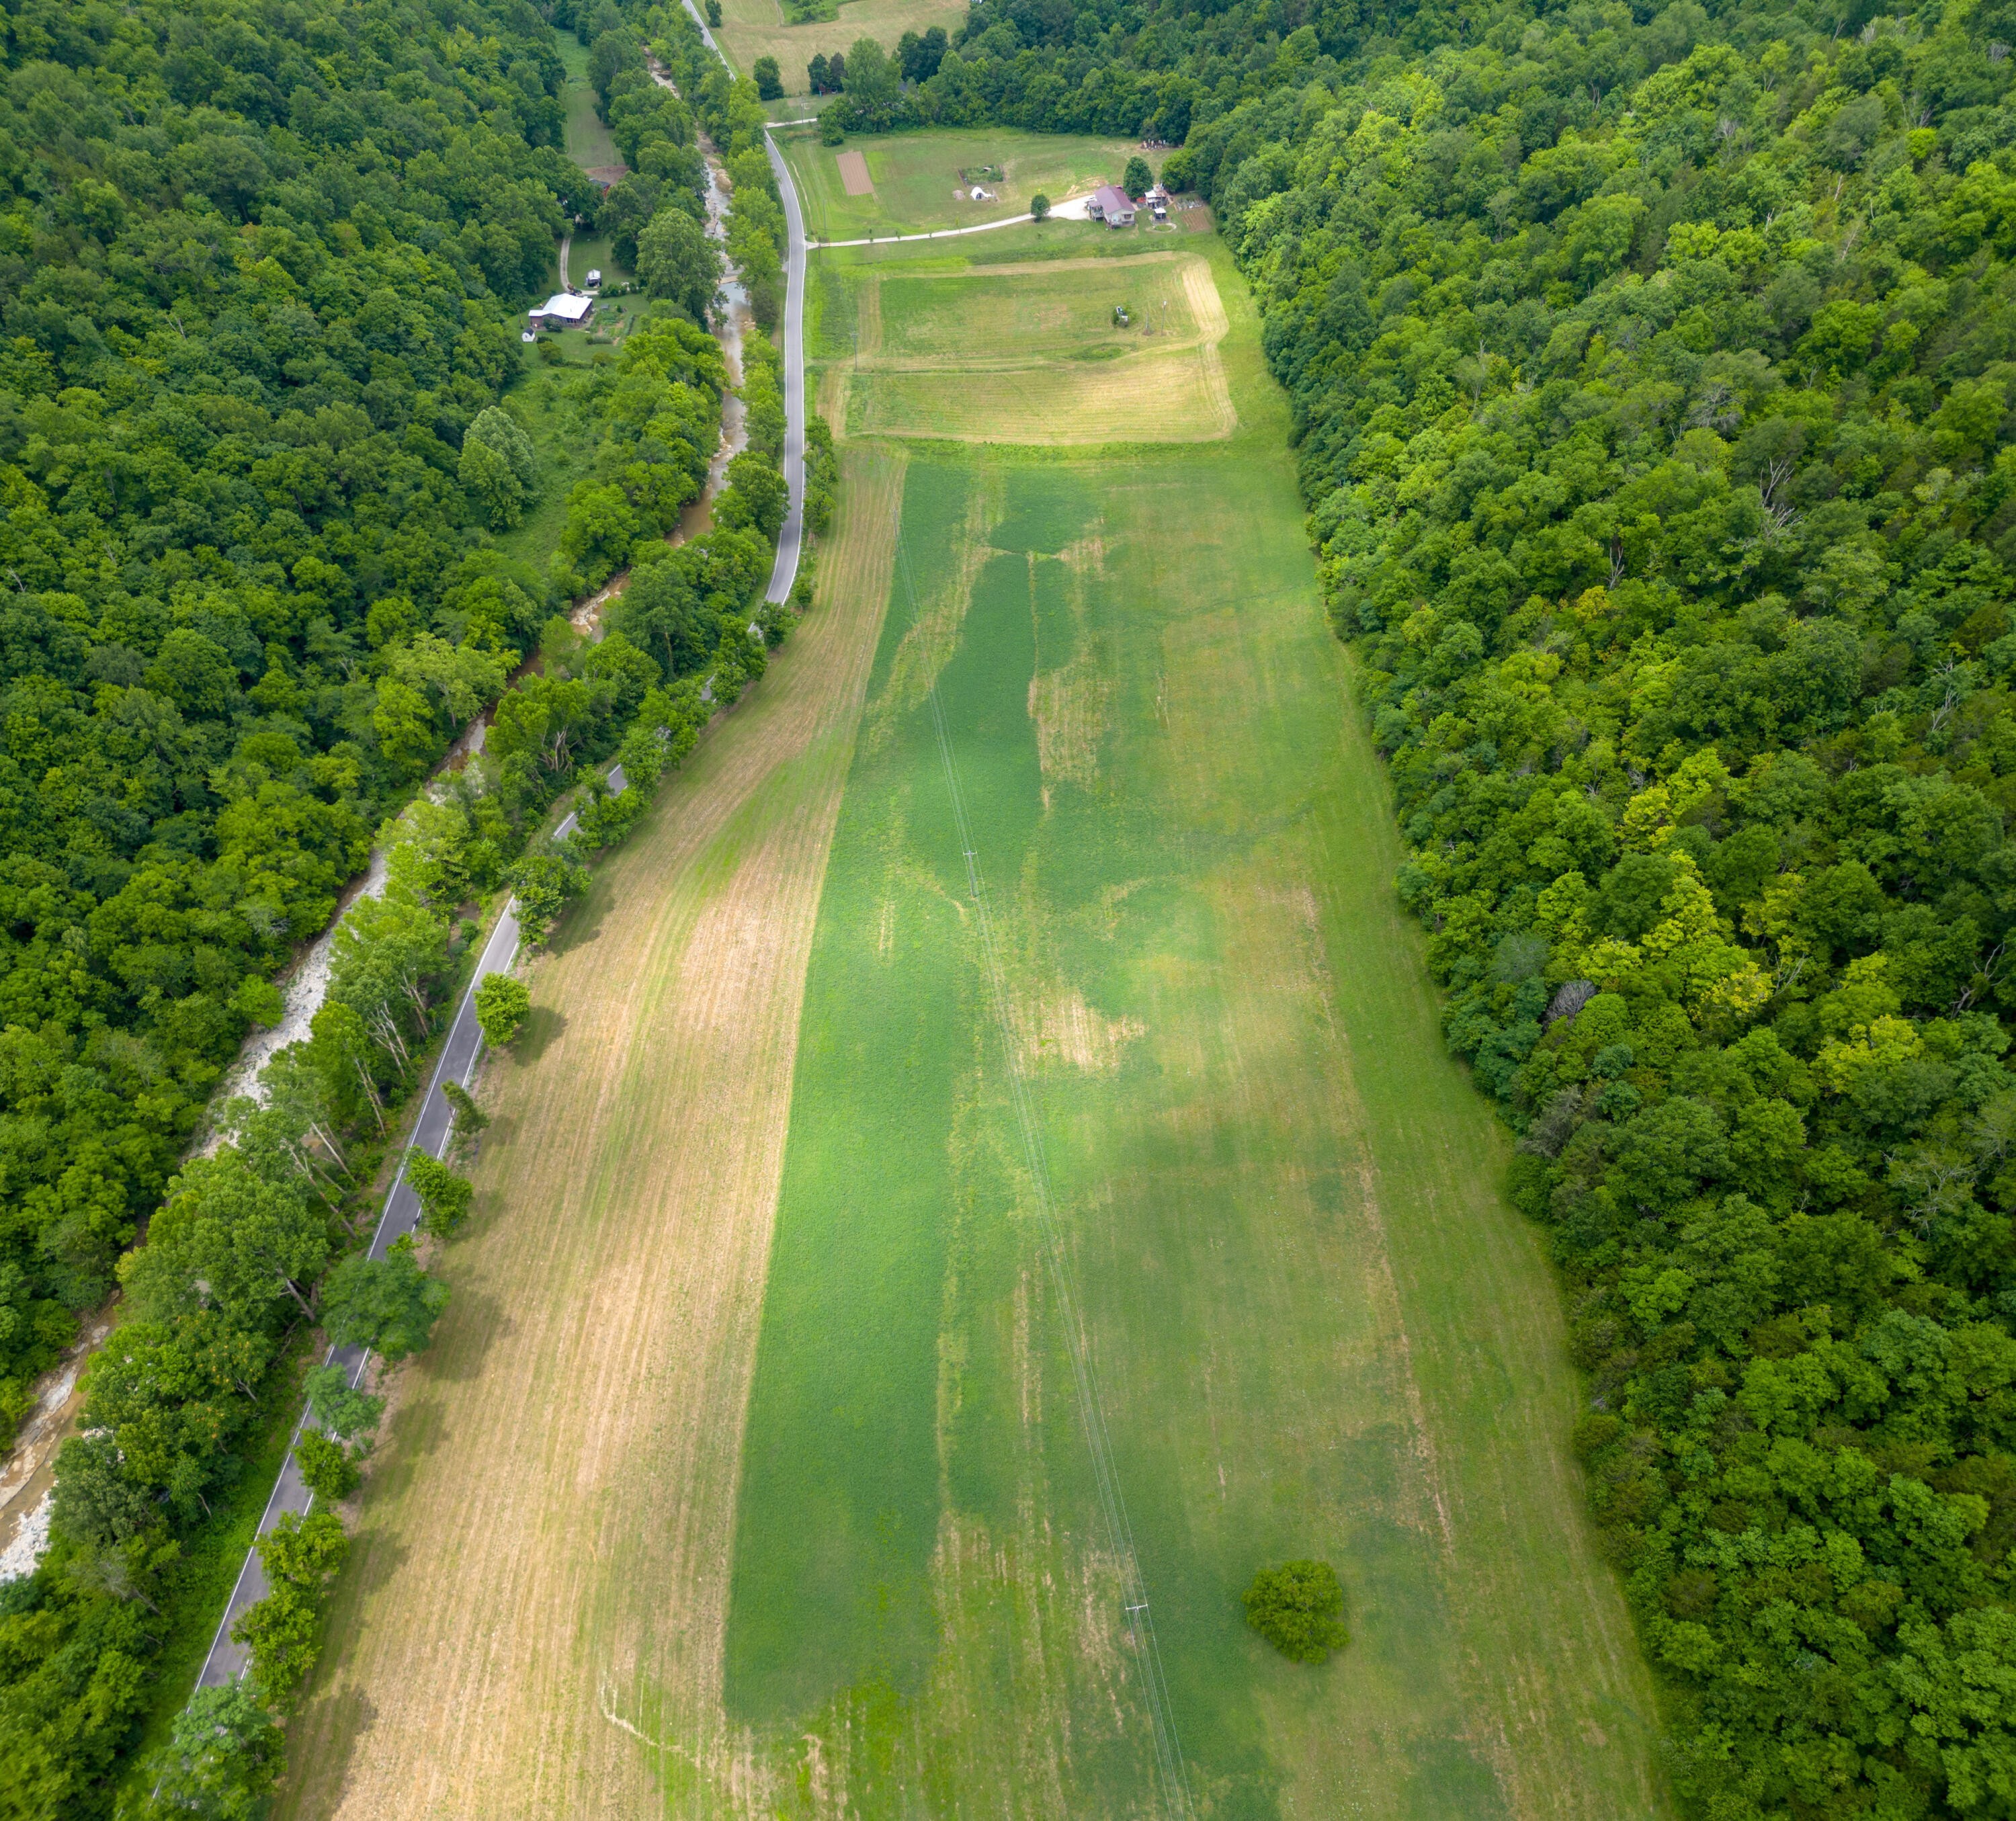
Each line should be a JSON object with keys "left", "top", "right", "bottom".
{"left": 274, "top": 449, "right": 907, "bottom": 1820}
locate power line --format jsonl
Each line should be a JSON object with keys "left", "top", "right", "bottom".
{"left": 892, "top": 521, "right": 1193, "bottom": 1821}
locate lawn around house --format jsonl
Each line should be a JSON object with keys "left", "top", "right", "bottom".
{"left": 779, "top": 124, "right": 1157, "bottom": 242}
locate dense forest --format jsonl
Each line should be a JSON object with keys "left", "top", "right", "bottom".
{"left": 816, "top": 0, "right": 2016, "bottom": 1816}
{"left": 0, "top": 0, "right": 584, "bottom": 1437}
{"left": 0, "top": 0, "right": 814, "bottom": 1804}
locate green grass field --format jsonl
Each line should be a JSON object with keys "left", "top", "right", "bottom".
{"left": 714, "top": 223, "right": 1675, "bottom": 1818}
{"left": 557, "top": 30, "right": 623, "bottom": 174}
{"left": 780, "top": 126, "right": 1155, "bottom": 241}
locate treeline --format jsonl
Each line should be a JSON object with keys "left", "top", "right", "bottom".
{"left": 4, "top": 789, "right": 474, "bottom": 1817}
{"left": 804, "top": 0, "right": 1433, "bottom": 133}
{"left": 1132, "top": 1, "right": 2016, "bottom": 1817}
{"left": 0, "top": 0, "right": 606, "bottom": 1442}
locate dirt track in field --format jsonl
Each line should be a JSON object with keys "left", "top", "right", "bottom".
{"left": 276, "top": 449, "right": 907, "bottom": 1820}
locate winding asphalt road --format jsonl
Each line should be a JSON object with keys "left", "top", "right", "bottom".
{"left": 190, "top": 9, "right": 812, "bottom": 1701}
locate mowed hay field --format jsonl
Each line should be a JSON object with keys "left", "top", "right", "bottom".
{"left": 712, "top": 0, "right": 964, "bottom": 99}
{"left": 722, "top": 236, "right": 1673, "bottom": 1817}
{"left": 780, "top": 125, "right": 1157, "bottom": 239}
{"left": 271, "top": 451, "right": 908, "bottom": 1819}
{"left": 820, "top": 242, "right": 1236, "bottom": 445}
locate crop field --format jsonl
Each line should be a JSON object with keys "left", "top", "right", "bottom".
{"left": 271, "top": 451, "right": 908, "bottom": 1818}
{"left": 819, "top": 248, "right": 1234, "bottom": 444}
{"left": 273, "top": 224, "right": 1669, "bottom": 1819}
{"left": 718, "top": 235, "right": 1673, "bottom": 1818}
{"left": 712, "top": 0, "right": 965, "bottom": 99}
{"left": 780, "top": 125, "right": 1156, "bottom": 241}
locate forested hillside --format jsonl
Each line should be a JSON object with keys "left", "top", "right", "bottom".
{"left": 0, "top": 0, "right": 589, "bottom": 1432}
{"left": 827, "top": 0, "right": 2016, "bottom": 1815}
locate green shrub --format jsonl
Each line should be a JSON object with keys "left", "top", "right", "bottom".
{"left": 1243, "top": 1560, "right": 1347, "bottom": 1664}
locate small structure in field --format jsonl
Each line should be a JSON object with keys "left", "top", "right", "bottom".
{"left": 584, "top": 268, "right": 603, "bottom": 290}
{"left": 529, "top": 293, "right": 594, "bottom": 330}
{"left": 1146, "top": 182, "right": 1170, "bottom": 221}
{"left": 1087, "top": 183, "right": 1136, "bottom": 227}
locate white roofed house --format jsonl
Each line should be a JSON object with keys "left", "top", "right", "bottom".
{"left": 528, "top": 292, "right": 593, "bottom": 330}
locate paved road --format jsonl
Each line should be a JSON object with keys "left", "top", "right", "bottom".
{"left": 675, "top": 0, "right": 806, "bottom": 608}
{"left": 195, "top": 899, "right": 529, "bottom": 1687}
{"left": 191, "top": 0, "right": 805, "bottom": 1701}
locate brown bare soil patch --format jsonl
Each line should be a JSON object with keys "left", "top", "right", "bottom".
{"left": 275, "top": 448, "right": 907, "bottom": 1820}
{"left": 835, "top": 149, "right": 873, "bottom": 196}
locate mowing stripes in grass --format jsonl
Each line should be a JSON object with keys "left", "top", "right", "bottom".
{"left": 890, "top": 520, "right": 1195, "bottom": 1821}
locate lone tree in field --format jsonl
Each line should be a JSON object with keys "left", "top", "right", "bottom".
{"left": 1030, "top": 192, "right": 1051, "bottom": 220}
{"left": 1243, "top": 1560, "right": 1347, "bottom": 1664}
{"left": 1123, "top": 155, "right": 1154, "bottom": 198}
{"left": 475, "top": 972, "right": 532, "bottom": 1048}
{"left": 753, "top": 54, "right": 782, "bottom": 99}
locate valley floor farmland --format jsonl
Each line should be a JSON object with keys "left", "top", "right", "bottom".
{"left": 274, "top": 208, "right": 1670, "bottom": 1817}
{"left": 718, "top": 228, "right": 1673, "bottom": 1818}
{"left": 272, "top": 451, "right": 907, "bottom": 1818}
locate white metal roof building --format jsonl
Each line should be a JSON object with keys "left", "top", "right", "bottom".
{"left": 529, "top": 292, "right": 593, "bottom": 327}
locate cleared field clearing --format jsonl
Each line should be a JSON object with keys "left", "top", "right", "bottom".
{"left": 871, "top": 254, "right": 1207, "bottom": 362}
{"left": 713, "top": 0, "right": 965, "bottom": 99}
{"left": 830, "top": 252, "right": 1234, "bottom": 445}
{"left": 846, "top": 345, "right": 1234, "bottom": 443}
{"left": 782, "top": 125, "right": 1155, "bottom": 240}
{"left": 722, "top": 233, "right": 1673, "bottom": 1817}
{"left": 272, "top": 450, "right": 907, "bottom": 1820}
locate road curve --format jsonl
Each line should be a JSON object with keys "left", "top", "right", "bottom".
{"left": 761, "top": 127, "right": 807, "bottom": 606}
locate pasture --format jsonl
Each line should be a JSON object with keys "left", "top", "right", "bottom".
{"left": 710, "top": 0, "right": 966, "bottom": 99}
{"left": 818, "top": 246, "right": 1235, "bottom": 444}
{"left": 780, "top": 125, "right": 1155, "bottom": 241}
{"left": 722, "top": 235, "right": 1674, "bottom": 1818}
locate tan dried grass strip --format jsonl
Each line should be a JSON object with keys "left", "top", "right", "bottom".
{"left": 276, "top": 450, "right": 909, "bottom": 1821}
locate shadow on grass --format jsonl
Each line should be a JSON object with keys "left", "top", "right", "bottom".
{"left": 511, "top": 1004, "right": 568, "bottom": 1064}
{"left": 421, "top": 1285, "right": 514, "bottom": 1388}
{"left": 283, "top": 1681, "right": 380, "bottom": 1809}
